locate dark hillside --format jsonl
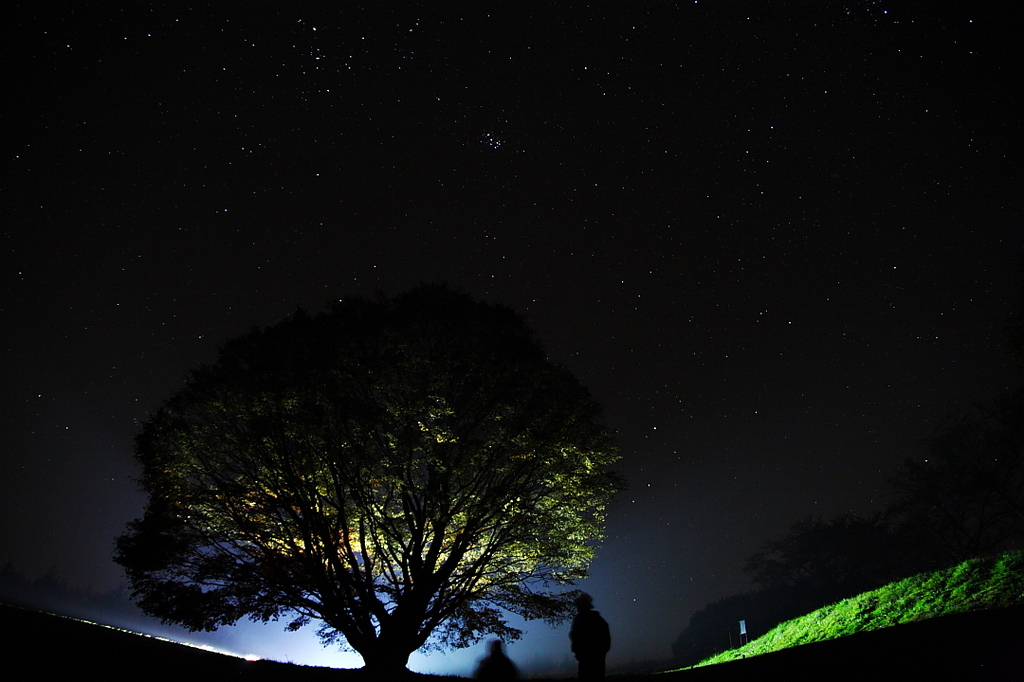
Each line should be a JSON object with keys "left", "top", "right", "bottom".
{"left": 3, "top": 602, "right": 1023, "bottom": 680}
{"left": 0, "top": 603, "right": 446, "bottom": 681}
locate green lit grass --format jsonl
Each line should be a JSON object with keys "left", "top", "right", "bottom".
{"left": 679, "top": 550, "right": 1024, "bottom": 670}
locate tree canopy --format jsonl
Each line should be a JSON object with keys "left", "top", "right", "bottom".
{"left": 889, "top": 388, "right": 1024, "bottom": 563}
{"left": 115, "top": 285, "right": 622, "bottom": 671}
{"left": 743, "top": 512, "right": 923, "bottom": 598}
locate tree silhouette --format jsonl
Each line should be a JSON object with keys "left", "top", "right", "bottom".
{"left": 744, "top": 513, "right": 921, "bottom": 598}
{"left": 115, "top": 285, "right": 622, "bottom": 672}
{"left": 889, "top": 388, "right": 1024, "bottom": 563}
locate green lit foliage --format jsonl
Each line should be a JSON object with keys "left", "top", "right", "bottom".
{"left": 672, "top": 513, "right": 929, "bottom": 668}
{"left": 686, "top": 550, "right": 1024, "bottom": 669}
{"left": 115, "top": 285, "right": 623, "bottom": 671}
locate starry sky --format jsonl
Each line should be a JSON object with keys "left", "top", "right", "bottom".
{"left": 2, "top": 2, "right": 1022, "bottom": 676}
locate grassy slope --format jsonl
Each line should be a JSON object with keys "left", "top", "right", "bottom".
{"left": 3, "top": 589, "right": 1023, "bottom": 680}
{"left": 0, "top": 602, "right": 453, "bottom": 681}
{"left": 684, "top": 550, "right": 1024, "bottom": 669}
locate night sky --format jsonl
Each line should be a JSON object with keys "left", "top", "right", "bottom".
{"left": 2, "top": 2, "right": 1021, "bottom": 676}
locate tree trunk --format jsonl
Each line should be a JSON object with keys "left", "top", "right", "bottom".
{"left": 357, "top": 639, "right": 414, "bottom": 675}
{"left": 351, "top": 616, "right": 430, "bottom": 674}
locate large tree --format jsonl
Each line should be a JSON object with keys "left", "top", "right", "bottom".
{"left": 115, "top": 285, "right": 622, "bottom": 671}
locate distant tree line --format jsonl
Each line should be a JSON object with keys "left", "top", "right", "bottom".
{"left": 0, "top": 562, "right": 128, "bottom": 619}
{"left": 673, "top": 295, "right": 1024, "bottom": 666}
{"left": 673, "top": 339, "right": 1024, "bottom": 666}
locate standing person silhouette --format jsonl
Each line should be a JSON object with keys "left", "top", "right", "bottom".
{"left": 474, "top": 639, "right": 519, "bottom": 681}
{"left": 569, "top": 593, "right": 611, "bottom": 680}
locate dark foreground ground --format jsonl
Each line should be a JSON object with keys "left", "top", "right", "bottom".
{"left": 2, "top": 602, "right": 1022, "bottom": 681}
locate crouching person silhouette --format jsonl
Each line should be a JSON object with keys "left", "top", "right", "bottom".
{"left": 569, "top": 593, "right": 611, "bottom": 680}
{"left": 474, "top": 639, "right": 519, "bottom": 681}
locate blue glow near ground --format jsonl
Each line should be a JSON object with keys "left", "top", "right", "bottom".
{"left": 157, "top": 612, "right": 579, "bottom": 677}
{"left": 66, "top": 562, "right": 646, "bottom": 676}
